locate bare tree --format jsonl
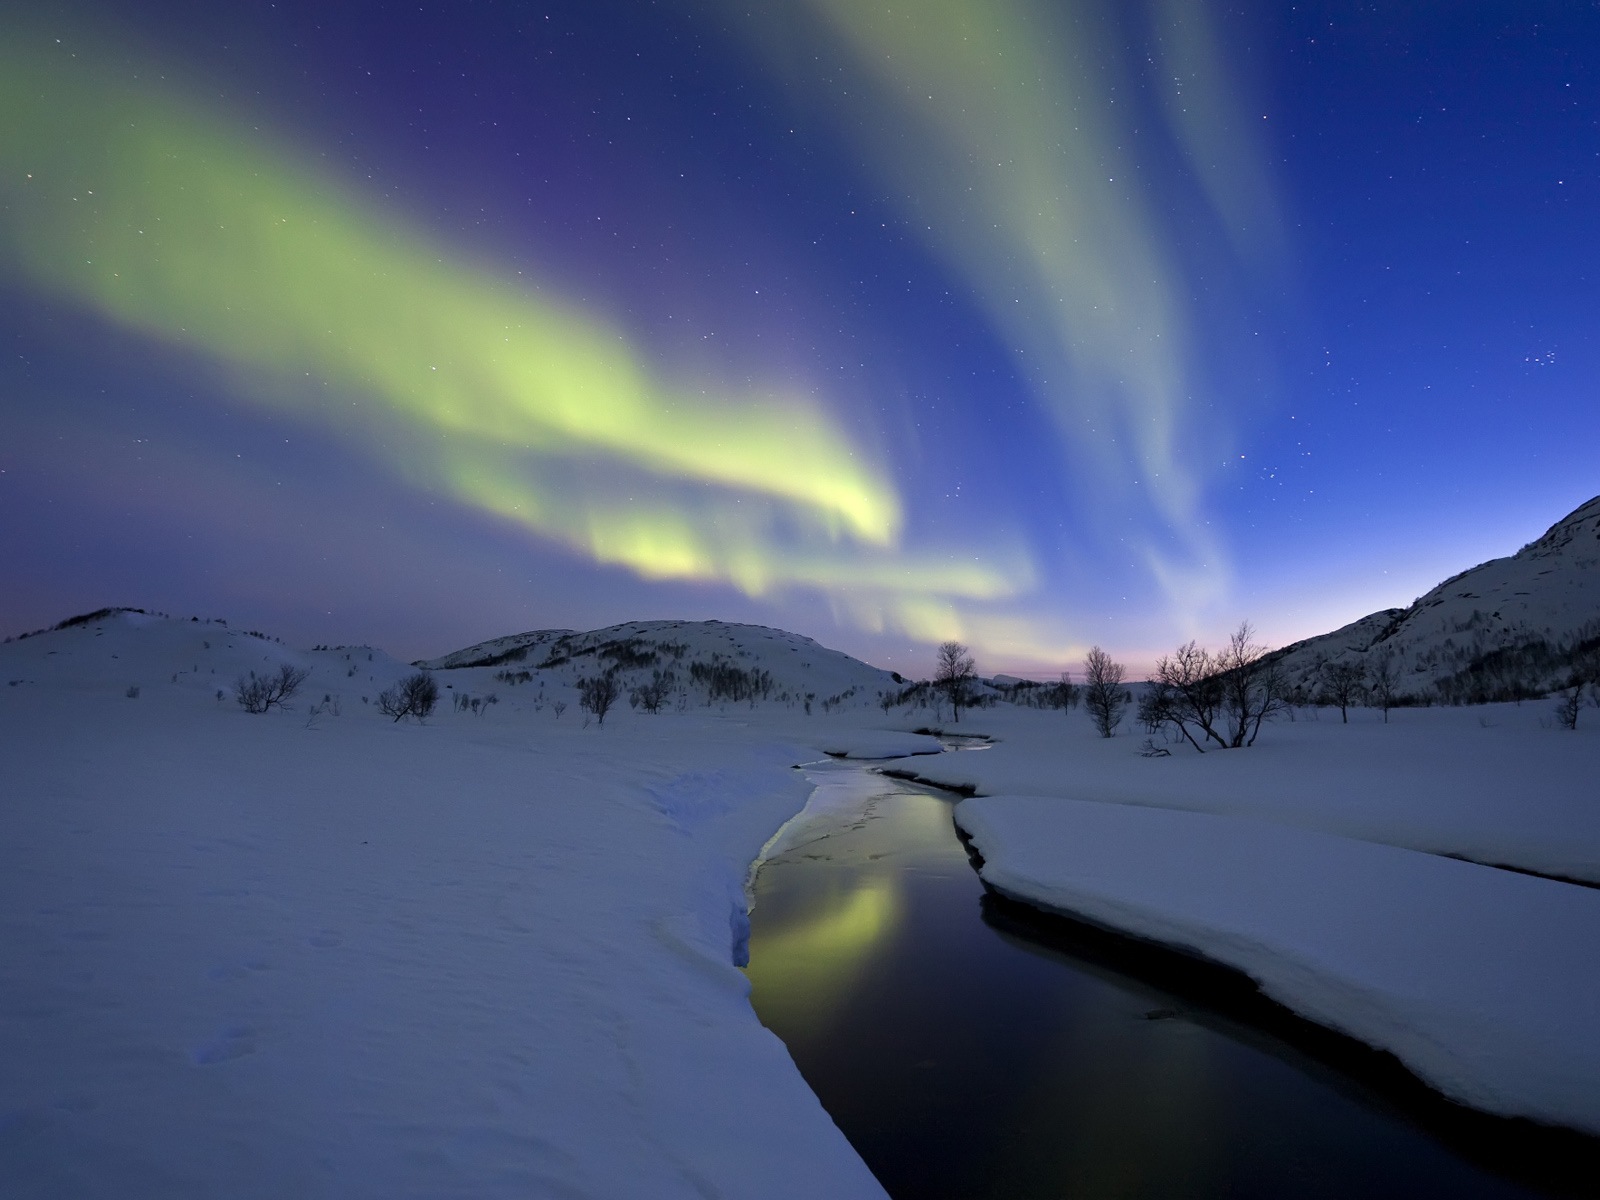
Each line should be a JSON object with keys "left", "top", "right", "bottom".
{"left": 1137, "top": 677, "right": 1178, "bottom": 736}
{"left": 235, "top": 663, "right": 311, "bottom": 714}
{"left": 1147, "top": 622, "right": 1283, "bottom": 749}
{"left": 578, "top": 674, "right": 621, "bottom": 726}
{"left": 1367, "top": 648, "right": 1401, "bottom": 723}
{"left": 1150, "top": 641, "right": 1224, "bottom": 752}
{"left": 934, "top": 641, "right": 977, "bottom": 724}
{"left": 1319, "top": 659, "right": 1367, "bottom": 724}
{"left": 1554, "top": 651, "right": 1600, "bottom": 730}
{"left": 1216, "top": 622, "right": 1285, "bottom": 748}
{"left": 378, "top": 672, "right": 439, "bottom": 722}
{"left": 1083, "top": 646, "right": 1129, "bottom": 738}
{"left": 1554, "top": 685, "right": 1586, "bottom": 731}
{"left": 1056, "top": 669, "right": 1081, "bottom": 712}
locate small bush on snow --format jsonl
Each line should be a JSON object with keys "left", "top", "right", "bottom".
{"left": 378, "top": 673, "right": 439, "bottom": 723}
{"left": 235, "top": 664, "right": 310, "bottom": 714}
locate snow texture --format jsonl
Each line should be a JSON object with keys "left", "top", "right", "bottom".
{"left": 955, "top": 795, "right": 1600, "bottom": 1134}
{"left": 0, "top": 611, "right": 888, "bottom": 1199}
{"left": 897, "top": 702, "right": 1600, "bottom": 884}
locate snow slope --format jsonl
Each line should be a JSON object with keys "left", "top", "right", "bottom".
{"left": 1271, "top": 495, "right": 1600, "bottom": 698}
{"left": 418, "top": 619, "right": 904, "bottom": 715}
{"left": 1, "top": 611, "right": 888, "bottom": 1199}
{"left": 955, "top": 796, "right": 1600, "bottom": 1134}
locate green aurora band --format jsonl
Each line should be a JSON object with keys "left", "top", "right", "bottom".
{"left": 0, "top": 35, "right": 1029, "bottom": 638}
{"left": 724, "top": 0, "right": 1282, "bottom": 620}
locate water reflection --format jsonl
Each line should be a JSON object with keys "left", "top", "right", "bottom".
{"left": 745, "top": 763, "right": 1571, "bottom": 1200}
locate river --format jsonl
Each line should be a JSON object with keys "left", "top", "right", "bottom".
{"left": 743, "top": 754, "right": 1582, "bottom": 1199}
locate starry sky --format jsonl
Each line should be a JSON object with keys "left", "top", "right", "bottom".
{"left": 3, "top": 1, "right": 1596, "bottom": 675}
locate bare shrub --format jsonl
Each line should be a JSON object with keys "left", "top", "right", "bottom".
{"left": 303, "top": 694, "right": 341, "bottom": 729}
{"left": 631, "top": 671, "right": 674, "bottom": 715}
{"left": 578, "top": 674, "right": 620, "bottom": 726}
{"left": 235, "top": 663, "right": 310, "bottom": 714}
{"left": 378, "top": 672, "right": 439, "bottom": 723}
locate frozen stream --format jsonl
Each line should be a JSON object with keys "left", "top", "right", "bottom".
{"left": 743, "top": 755, "right": 1576, "bottom": 1199}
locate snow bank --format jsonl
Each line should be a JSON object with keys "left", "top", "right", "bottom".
{"left": 808, "top": 730, "right": 943, "bottom": 760}
{"left": 900, "top": 705, "right": 1600, "bottom": 883}
{"left": 0, "top": 614, "right": 886, "bottom": 1199}
{"left": 956, "top": 795, "right": 1600, "bottom": 1135}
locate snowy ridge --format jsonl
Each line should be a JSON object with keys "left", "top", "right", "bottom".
{"left": 0, "top": 607, "right": 422, "bottom": 703}
{"left": 415, "top": 627, "right": 574, "bottom": 670}
{"left": 1271, "top": 495, "right": 1600, "bottom": 698}
{"left": 419, "top": 618, "right": 903, "bottom": 714}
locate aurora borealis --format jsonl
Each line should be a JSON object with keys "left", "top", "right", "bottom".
{"left": 3, "top": 2, "right": 1597, "bottom": 671}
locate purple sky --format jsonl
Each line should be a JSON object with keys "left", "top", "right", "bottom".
{"left": 3, "top": 1, "right": 1596, "bottom": 675}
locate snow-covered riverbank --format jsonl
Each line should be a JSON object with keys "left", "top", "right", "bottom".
{"left": 1, "top": 613, "right": 886, "bottom": 1199}
{"left": 917, "top": 702, "right": 1600, "bottom": 1136}
{"left": 955, "top": 796, "right": 1600, "bottom": 1136}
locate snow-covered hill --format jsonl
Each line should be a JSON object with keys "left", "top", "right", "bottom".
{"left": 0, "top": 609, "right": 909, "bottom": 719}
{"left": 1272, "top": 495, "right": 1600, "bottom": 700}
{"left": 418, "top": 618, "right": 905, "bottom": 714}
{"left": 1, "top": 606, "right": 421, "bottom": 706}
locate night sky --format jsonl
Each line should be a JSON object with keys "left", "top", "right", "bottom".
{"left": 3, "top": 1, "right": 1596, "bottom": 674}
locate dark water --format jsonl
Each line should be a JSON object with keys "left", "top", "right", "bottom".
{"left": 744, "top": 761, "right": 1594, "bottom": 1200}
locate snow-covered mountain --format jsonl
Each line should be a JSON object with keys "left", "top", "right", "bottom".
{"left": 418, "top": 618, "right": 905, "bottom": 712}
{"left": 1271, "top": 495, "right": 1600, "bottom": 700}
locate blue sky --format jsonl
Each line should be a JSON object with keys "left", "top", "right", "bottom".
{"left": 2, "top": 1, "right": 1595, "bottom": 674}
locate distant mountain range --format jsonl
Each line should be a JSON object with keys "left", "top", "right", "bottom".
{"left": 10, "top": 499, "right": 1594, "bottom": 711}
{"left": 1271, "top": 496, "right": 1600, "bottom": 702}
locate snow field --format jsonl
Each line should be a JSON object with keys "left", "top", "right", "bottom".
{"left": 1, "top": 614, "right": 887, "bottom": 1199}
{"left": 898, "top": 702, "right": 1600, "bottom": 883}
{"left": 7, "top": 605, "right": 1600, "bottom": 1182}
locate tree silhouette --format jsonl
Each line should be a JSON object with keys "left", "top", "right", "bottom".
{"left": 1083, "top": 646, "right": 1129, "bottom": 738}
{"left": 934, "top": 641, "right": 977, "bottom": 724}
